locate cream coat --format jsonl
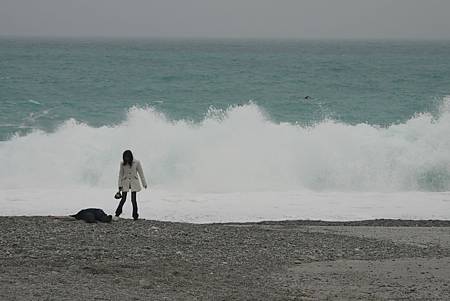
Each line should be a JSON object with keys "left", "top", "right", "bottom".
{"left": 118, "top": 160, "right": 147, "bottom": 192}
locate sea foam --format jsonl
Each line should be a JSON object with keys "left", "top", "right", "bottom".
{"left": 1, "top": 98, "right": 449, "bottom": 192}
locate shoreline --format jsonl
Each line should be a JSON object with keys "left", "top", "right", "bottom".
{"left": 6, "top": 216, "right": 450, "bottom": 226}
{"left": 224, "top": 218, "right": 450, "bottom": 227}
{"left": 1, "top": 216, "right": 450, "bottom": 300}
{"left": 2, "top": 189, "right": 450, "bottom": 223}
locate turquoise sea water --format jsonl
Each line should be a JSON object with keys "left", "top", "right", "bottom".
{"left": 1, "top": 38, "right": 450, "bottom": 140}
{"left": 1, "top": 38, "right": 450, "bottom": 192}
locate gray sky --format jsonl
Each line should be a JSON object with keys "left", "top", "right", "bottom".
{"left": 1, "top": 0, "right": 450, "bottom": 39}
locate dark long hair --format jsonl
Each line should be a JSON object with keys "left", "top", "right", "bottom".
{"left": 122, "top": 150, "right": 134, "bottom": 167}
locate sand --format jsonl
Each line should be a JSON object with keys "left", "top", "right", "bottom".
{"left": 1, "top": 217, "right": 450, "bottom": 300}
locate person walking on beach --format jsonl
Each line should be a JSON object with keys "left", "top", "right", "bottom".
{"left": 115, "top": 150, "right": 147, "bottom": 220}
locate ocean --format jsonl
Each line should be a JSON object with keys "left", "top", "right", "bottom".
{"left": 1, "top": 38, "right": 449, "bottom": 221}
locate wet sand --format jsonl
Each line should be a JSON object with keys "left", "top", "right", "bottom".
{"left": 1, "top": 217, "right": 450, "bottom": 300}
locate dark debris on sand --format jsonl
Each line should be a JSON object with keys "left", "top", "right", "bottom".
{"left": 1, "top": 217, "right": 450, "bottom": 300}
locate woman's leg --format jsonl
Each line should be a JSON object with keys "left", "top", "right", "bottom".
{"left": 131, "top": 192, "right": 138, "bottom": 220}
{"left": 115, "top": 191, "right": 127, "bottom": 217}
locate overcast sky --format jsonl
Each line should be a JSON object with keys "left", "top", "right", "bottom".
{"left": 1, "top": 0, "right": 450, "bottom": 39}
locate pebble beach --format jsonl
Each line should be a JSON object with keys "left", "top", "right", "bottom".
{"left": 1, "top": 217, "right": 450, "bottom": 300}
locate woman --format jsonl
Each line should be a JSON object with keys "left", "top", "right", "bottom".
{"left": 115, "top": 150, "right": 147, "bottom": 220}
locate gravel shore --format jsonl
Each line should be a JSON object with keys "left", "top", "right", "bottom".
{"left": 1, "top": 217, "right": 450, "bottom": 300}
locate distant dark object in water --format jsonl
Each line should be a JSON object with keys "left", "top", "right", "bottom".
{"left": 70, "top": 208, "right": 112, "bottom": 223}
{"left": 304, "top": 96, "right": 312, "bottom": 100}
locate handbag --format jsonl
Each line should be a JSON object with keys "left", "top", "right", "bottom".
{"left": 114, "top": 191, "right": 122, "bottom": 199}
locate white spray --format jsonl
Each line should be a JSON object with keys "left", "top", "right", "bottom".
{"left": 1, "top": 98, "right": 449, "bottom": 192}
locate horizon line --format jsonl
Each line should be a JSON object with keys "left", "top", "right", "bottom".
{"left": 1, "top": 34, "right": 450, "bottom": 42}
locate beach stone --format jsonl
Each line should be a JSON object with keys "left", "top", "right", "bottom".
{"left": 138, "top": 279, "right": 153, "bottom": 289}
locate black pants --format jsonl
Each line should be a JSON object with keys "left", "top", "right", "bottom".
{"left": 115, "top": 191, "right": 139, "bottom": 220}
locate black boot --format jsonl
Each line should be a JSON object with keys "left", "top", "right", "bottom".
{"left": 115, "top": 192, "right": 127, "bottom": 217}
{"left": 131, "top": 192, "right": 139, "bottom": 220}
